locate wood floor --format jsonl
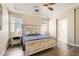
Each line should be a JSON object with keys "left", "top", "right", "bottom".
{"left": 4, "top": 41, "right": 79, "bottom": 56}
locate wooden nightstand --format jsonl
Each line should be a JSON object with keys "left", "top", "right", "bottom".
{"left": 9, "top": 36, "right": 21, "bottom": 47}
{"left": 9, "top": 32, "right": 22, "bottom": 47}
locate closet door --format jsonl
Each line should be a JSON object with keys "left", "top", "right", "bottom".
{"left": 75, "top": 8, "right": 79, "bottom": 45}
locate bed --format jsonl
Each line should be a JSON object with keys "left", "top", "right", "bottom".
{"left": 21, "top": 24, "right": 57, "bottom": 56}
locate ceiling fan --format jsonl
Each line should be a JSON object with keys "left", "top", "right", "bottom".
{"left": 34, "top": 3, "right": 56, "bottom": 12}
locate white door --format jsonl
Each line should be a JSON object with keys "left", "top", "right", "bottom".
{"left": 58, "top": 19, "right": 68, "bottom": 43}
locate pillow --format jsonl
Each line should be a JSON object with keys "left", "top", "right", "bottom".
{"left": 23, "top": 33, "right": 27, "bottom": 36}
{"left": 27, "top": 34, "right": 33, "bottom": 36}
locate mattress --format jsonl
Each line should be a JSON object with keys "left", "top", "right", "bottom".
{"left": 22, "top": 34, "right": 52, "bottom": 42}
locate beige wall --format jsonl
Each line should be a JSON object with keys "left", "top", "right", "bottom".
{"left": 0, "top": 4, "right": 9, "bottom": 55}
{"left": 22, "top": 14, "right": 48, "bottom": 34}
{"left": 22, "top": 15, "right": 46, "bottom": 25}
{"left": 10, "top": 11, "right": 46, "bottom": 26}
{"left": 49, "top": 8, "right": 74, "bottom": 44}
{"left": 9, "top": 13, "right": 47, "bottom": 33}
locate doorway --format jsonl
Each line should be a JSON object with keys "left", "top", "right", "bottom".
{"left": 57, "top": 19, "right": 68, "bottom": 43}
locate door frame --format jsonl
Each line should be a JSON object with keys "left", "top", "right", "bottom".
{"left": 74, "top": 8, "right": 76, "bottom": 44}
{"left": 56, "top": 19, "right": 58, "bottom": 46}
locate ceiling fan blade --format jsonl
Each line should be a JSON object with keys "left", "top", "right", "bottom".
{"left": 48, "top": 7, "right": 54, "bottom": 11}
{"left": 43, "top": 3, "right": 56, "bottom": 6}
{"left": 48, "top": 3, "right": 56, "bottom": 5}
{"left": 43, "top": 4, "right": 48, "bottom": 6}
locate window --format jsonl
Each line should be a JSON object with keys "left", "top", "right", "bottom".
{"left": 0, "top": 4, "right": 2, "bottom": 30}
{"left": 10, "top": 15, "right": 22, "bottom": 32}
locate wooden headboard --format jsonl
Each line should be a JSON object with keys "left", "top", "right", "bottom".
{"left": 22, "top": 24, "right": 40, "bottom": 35}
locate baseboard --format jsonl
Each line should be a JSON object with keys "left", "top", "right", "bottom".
{"left": 59, "top": 40, "right": 79, "bottom": 47}
{"left": 58, "top": 40, "right": 67, "bottom": 43}
{"left": 67, "top": 43, "right": 79, "bottom": 47}
{"left": 0, "top": 43, "right": 8, "bottom": 56}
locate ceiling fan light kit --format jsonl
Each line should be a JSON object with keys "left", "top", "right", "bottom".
{"left": 35, "top": 9, "right": 39, "bottom": 12}
{"left": 48, "top": 7, "right": 54, "bottom": 11}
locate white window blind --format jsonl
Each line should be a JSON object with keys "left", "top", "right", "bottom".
{"left": 10, "top": 15, "right": 22, "bottom": 32}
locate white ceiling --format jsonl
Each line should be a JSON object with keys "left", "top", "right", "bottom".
{"left": 5, "top": 3, "right": 79, "bottom": 18}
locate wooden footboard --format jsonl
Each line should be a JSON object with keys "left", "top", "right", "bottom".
{"left": 24, "top": 38, "right": 57, "bottom": 56}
